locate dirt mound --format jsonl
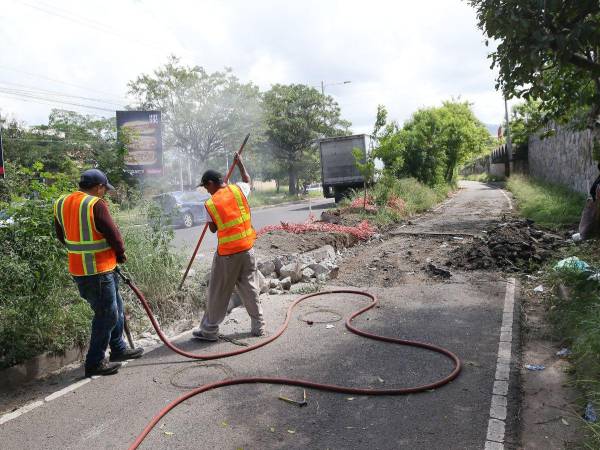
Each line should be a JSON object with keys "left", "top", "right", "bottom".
{"left": 448, "top": 219, "right": 562, "bottom": 272}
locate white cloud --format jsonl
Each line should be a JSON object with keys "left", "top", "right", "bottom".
{"left": 0, "top": 0, "right": 507, "bottom": 130}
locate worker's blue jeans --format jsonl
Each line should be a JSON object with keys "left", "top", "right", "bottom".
{"left": 73, "top": 271, "right": 127, "bottom": 368}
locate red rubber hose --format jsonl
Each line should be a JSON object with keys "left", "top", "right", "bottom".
{"left": 117, "top": 270, "right": 462, "bottom": 449}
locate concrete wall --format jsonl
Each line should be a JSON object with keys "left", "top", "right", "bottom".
{"left": 528, "top": 124, "right": 597, "bottom": 194}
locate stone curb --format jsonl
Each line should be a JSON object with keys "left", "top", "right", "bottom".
{"left": 0, "top": 346, "right": 84, "bottom": 390}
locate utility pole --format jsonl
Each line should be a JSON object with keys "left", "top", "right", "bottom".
{"left": 504, "top": 96, "right": 513, "bottom": 177}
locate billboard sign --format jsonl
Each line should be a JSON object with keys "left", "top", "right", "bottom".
{"left": 116, "top": 110, "right": 162, "bottom": 176}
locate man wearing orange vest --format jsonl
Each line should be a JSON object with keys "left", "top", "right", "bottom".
{"left": 192, "top": 153, "right": 265, "bottom": 341}
{"left": 54, "top": 169, "right": 143, "bottom": 377}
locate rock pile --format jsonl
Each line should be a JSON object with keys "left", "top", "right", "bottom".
{"left": 448, "top": 220, "right": 562, "bottom": 272}
{"left": 256, "top": 244, "right": 339, "bottom": 295}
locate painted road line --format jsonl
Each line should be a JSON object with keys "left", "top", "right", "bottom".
{"left": 484, "top": 277, "right": 516, "bottom": 450}
{"left": 500, "top": 189, "right": 513, "bottom": 210}
{"left": 0, "top": 400, "right": 44, "bottom": 425}
{"left": 0, "top": 351, "right": 153, "bottom": 426}
{"left": 44, "top": 378, "right": 91, "bottom": 402}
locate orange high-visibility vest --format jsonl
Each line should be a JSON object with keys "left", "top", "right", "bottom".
{"left": 205, "top": 184, "right": 256, "bottom": 256}
{"left": 54, "top": 191, "right": 117, "bottom": 276}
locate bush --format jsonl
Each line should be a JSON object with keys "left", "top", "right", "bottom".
{"left": 118, "top": 202, "right": 207, "bottom": 330}
{"left": 0, "top": 198, "right": 92, "bottom": 368}
{"left": 350, "top": 174, "right": 453, "bottom": 227}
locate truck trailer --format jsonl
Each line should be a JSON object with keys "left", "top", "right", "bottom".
{"left": 319, "top": 134, "right": 371, "bottom": 202}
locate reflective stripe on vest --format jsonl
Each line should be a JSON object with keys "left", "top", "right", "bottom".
{"left": 205, "top": 184, "right": 255, "bottom": 255}
{"left": 54, "top": 192, "right": 116, "bottom": 276}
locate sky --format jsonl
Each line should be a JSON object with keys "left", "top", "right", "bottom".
{"left": 0, "top": 0, "right": 511, "bottom": 133}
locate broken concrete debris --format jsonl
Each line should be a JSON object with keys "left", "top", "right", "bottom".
{"left": 251, "top": 245, "right": 340, "bottom": 296}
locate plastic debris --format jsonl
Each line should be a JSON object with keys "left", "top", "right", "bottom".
{"left": 287, "top": 429, "right": 296, "bottom": 434}
{"left": 325, "top": 324, "right": 335, "bottom": 329}
{"left": 588, "top": 273, "right": 600, "bottom": 283}
{"left": 556, "top": 348, "right": 571, "bottom": 357}
{"left": 584, "top": 402, "right": 597, "bottom": 423}
{"left": 533, "top": 285, "right": 544, "bottom": 293}
{"left": 554, "top": 257, "right": 590, "bottom": 272}
{"left": 561, "top": 418, "right": 569, "bottom": 426}
{"left": 525, "top": 364, "right": 546, "bottom": 371}
{"left": 571, "top": 233, "right": 582, "bottom": 242}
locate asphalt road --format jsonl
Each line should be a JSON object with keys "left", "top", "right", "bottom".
{"left": 0, "top": 182, "right": 519, "bottom": 449}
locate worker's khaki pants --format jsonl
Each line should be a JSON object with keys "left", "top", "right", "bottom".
{"left": 200, "top": 248, "right": 264, "bottom": 337}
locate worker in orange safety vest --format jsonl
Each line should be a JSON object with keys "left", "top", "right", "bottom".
{"left": 192, "top": 153, "right": 265, "bottom": 341}
{"left": 54, "top": 169, "right": 143, "bottom": 377}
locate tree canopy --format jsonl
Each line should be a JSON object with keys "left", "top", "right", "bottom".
{"left": 128, "top": 56, "right": 264, "bottom": 171}
{"left": 468, "top": 0, "right": 600, "bottom": 127}
{"left": 262, "top": 84, "right": 351, "bottom": 194}
{"left": 375, "top": 101, "right": 492, "bottom": 185}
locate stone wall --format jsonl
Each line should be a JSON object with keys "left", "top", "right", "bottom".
{"left": 528, "top": 124, "right": 597, "bottom": 194}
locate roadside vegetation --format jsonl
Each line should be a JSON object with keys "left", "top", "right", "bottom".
{"left": 536, "top": 239, "right": 600, "bottom": 447}
{"left": 0, "top": 166, "right": 196, "bottom": 369}
{"left": 507, "top": 175, "right": 600, "bottom": 446}
{"left": 507, "top": 175, "right": 585, "bottom": 229}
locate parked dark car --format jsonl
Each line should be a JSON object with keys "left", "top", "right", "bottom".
{"left": 152, "top": 191, "right": 210, "bottom": 228}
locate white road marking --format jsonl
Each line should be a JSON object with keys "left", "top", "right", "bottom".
{"left": 484, "top": 278, "right": 516, "bottom": 449}
{"left": 44, "top": 378, "right": 91, "bottom": 402}
{"left": 500, "top": 189, "right": 513, "bottom": 210}
{"left": 0, "top": 400, "right": 44, "bottom": 425}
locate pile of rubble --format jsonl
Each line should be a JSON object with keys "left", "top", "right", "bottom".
{"left": 255, "top": 244, "right": 339, "bottom": 295}
{"left": 448, "top": 219, "right": 562, "bottom": 272}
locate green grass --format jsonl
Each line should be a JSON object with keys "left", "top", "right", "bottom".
{"left": 248, "top": 189, "right": 323, "bottom": 208}
{"left": 538, "top": 240, "right": 600, "bottom": 447}
{"left": 507, "top": 175, "right": 585, "bottom": 229}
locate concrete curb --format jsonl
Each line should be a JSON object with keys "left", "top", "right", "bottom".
{"left": 0, "top": 346, "right": 84, "bottom": 389}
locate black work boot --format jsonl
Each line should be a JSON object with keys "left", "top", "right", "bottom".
{"left": 85, "top": 358, "right": 121, "bottom": 377}
{"left": 109, "top": 347, "right": 144, "bottom": 362}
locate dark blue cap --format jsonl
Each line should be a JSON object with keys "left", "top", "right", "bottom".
{"left": 80, "top": 169, "right": 115, "bottom": 190}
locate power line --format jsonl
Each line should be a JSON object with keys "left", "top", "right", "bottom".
{"left": 0, "top": 65, "right": 128, "bottom": 102}
{"left": 0, "top": 82, "right": 125, "bottom": 107}
{"left": 0, "top": 91, "right": 116, "bottom": 113}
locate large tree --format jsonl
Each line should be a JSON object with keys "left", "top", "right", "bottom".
{"left": 128, "top": 56, "right": 264, "bottom": 173}
{"left": 262, "top": 84, "right": 350, "bottom": 194}
{"left": 375, "top": 101, "right": 491, "bottom": 185}
{"left": 468, "top": 0, "right": 600, "bottom": 128}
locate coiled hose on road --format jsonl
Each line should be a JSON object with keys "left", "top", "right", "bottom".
{"left": 116, "top": 268, "right": 462, "bottom": 450}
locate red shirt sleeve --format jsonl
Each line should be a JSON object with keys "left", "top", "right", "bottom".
{"left": 93, "top": 200, "right": 126, "bottom": 258}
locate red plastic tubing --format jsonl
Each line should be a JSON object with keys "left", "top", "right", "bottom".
{"left": 122, "top": 278, "right": 462, "bottom": 450}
